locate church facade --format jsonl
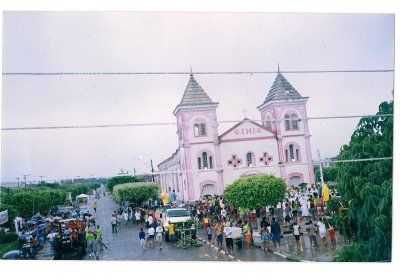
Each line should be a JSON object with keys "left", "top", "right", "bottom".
{"left": 157, "top": 71, "right": 315, "bottom": 201}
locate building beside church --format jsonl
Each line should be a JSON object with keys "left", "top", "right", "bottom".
{"left": 157, "top": 71, "right": 315, "bottom": 201}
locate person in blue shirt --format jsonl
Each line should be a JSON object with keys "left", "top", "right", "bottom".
{"left": 139, "top": 228, "right": 146, "bottom": 248}
{"left": 271, "top": 217, "right": 281, "bottom": 251}
{"left": 170, "top": 189, "right": 177, "bottom": 202}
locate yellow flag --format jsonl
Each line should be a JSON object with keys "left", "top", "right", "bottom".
{"left": 161, "top": 192, "right": 170, "bottom": 205}
{"left": 322, "top": 183, "right": 330, "bottom": 202}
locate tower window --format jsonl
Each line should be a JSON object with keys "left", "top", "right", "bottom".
{"left": 284, "top": 113, "right": 300, "bottom": 131}
{"left": 291, "top": 113, "right": 299, "bottom": 130}
{"left": 194, "top": 123, "right": 207, "bottom": 137}
{"left": 284, "top": 114, "right": 291, "bottom": 130}
{"left": 285, "top": 143, "right": 301, "bottom": 162}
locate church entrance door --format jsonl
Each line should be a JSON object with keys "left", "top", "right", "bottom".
{"left": 201, "top": 184, "right": 216, "bottom": 197}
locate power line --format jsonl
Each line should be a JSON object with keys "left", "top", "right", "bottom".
{"left": 1, "top": 113, "right": 393, "bottom": 131}
{"left": 145, "top": 156, "right": 394, "bottom": 176}
{"left": 2, "top": 69, "right": 394, "bottom": 76}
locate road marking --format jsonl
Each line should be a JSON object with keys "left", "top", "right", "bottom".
{"left": 273, "top": 251, "right": 287, "bottom": 258}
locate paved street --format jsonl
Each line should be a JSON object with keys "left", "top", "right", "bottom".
{"left": 88, "top": 193, "right": 285, "bottom": 261}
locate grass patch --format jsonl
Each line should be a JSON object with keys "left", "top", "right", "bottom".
{"left": 0, "top": 241, "right": 19, "bottom": 257}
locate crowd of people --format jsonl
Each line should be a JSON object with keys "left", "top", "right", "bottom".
{"left": 110, "top": 204, "right": 166, "bottom": 250}
{"left": 103, "top": 184, "right": 338, "bottom": 257}
{"left": 187, "top": 184, "right": 338, "bottom": 255}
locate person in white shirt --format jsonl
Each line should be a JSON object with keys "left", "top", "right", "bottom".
{"left": 224, "top": 226, "right": 234, "bottom": 253}
{"left": 135, "top": 210, "right": 141, "bottom": 226}
{"left": 292, "top": 221, "right": 302, "bottom": 252}
{"left": 317, "top": 218, "right": 327, "bottom": 247}
{"left": 301, "top": 197, "right": 310, "bottom": 218}
{"left": 155, "top": 223, "right": 164, "bottom": 250}
{"left": 148, "top": 215, "right": 154, "bottom": 226}
{"left": 123, "top": 211, "right": 129, "bottom": 225}
{"left": 221, "top": 208, "right": 227, "bottom": 219}
{"left": 147, "top": 226, "right": 155, "bottom": 248}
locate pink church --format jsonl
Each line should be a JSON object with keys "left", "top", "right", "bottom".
{"left": 157, "top": 71, "right": 315, "bottom": 202}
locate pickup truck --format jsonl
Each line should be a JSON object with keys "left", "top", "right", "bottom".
{"left": 162, "top": 208, "right": 192, "bottom": 241}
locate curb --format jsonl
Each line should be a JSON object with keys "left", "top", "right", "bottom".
{"left": 253, "top": 244, "right": 311, "bottom": 262}
{"left": 197, "top": 237, "right": 239, "bottom": 262}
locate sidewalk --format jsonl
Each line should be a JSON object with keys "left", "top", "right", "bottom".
{"left": 197, "top": 225, "right": 343, "bottom": 262}
{"left": 196, "top": 228, "right": 285, "bottom": 262}
{"left": 274, "top": 231, "right": 343, "bottom": 262}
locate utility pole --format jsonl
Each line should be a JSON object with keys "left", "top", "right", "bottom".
{"left": 317, "top": 150, "right": 324, "bottom": 187}
{"left": 23, "top": 174, "right": 30, "bottom": 188}
{"left": 39, "top": 176, "right": 44, "bottom": 184}
{"left": 150, "top": 160, "right": 155, "bottom": 182}
{"left": 133, "top": 168, "right": 136, "bottom": 176}
{"left": 16, "top": 177, "right": 20, "bottom": 188}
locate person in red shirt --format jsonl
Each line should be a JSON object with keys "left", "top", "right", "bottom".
{"left": 328, "top": 224, "right": 337, "bottom": 250}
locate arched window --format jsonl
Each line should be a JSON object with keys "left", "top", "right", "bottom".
{"left": 246, "top": 152, "right": 255, "bottom": 167}
{"left": 284, "top": 112, "right": 300, "bottom": 131}
{"left": 202, "top": 152, "right": 208, "bottom": 168}
{"left": 285, "top": 143, "right": 301, "bottom": 162}
{"left": 291, "top": 113, "right": 299, "bottom": 130}
{"left": 194, "top": 124, "right": 200, "bottom": 137}
{"left": 194, "top": 123, "right": 207, "bottom": 137}
{"left": 284, "top": 114, "right": 291, "bottom": 130}
{"left": 197, "top": 151, "right": 213, "bottom": 170}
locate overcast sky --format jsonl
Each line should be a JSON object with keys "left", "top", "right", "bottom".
{"left": 1, "top": 12, "right": 394, "bottom": 182}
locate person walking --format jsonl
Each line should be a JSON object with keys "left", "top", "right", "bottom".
{"left": 147, "top": 226, "right": 155, "bottom": 248}
{"left": 328, "top": 223, "right": 337, "bottom": 250}
{"left": 243, "top": 221, "right": 252, "bottom": 249}
{"left": 317, "top": 218, "right": 327, "bottom": 247}
{"left": 111, "top": 214, "right": 117, "bottom": 234}
{"left": 139, "top": 227, "right": 146, "bottom": 249}
{"left": 156, "top": 223, "right": 164, "bottom": 251}
{"left": 215, "top": 223, "right": 224, "bottom": 250}
{"left": 308, "top": 221, "right": 319, "bottom": 248}
{"left": 95, "top": 225, "right": 107, "bottom": 259}
{"left": 206, "top": 224, "right": 213, "bottom": 244}
{"left": 123, "top": 211, "right": 129, "bottom": 227}
{"left": 86, "top": 230, "right": 95, "bottom": 258}
{"left": 261, "top": 225, "right": 270, "bottom": 252}
{"left": 93, "top": 201, "right": 97, "bottom": 213}
{"left": 293, "top": 221, "right": 302, "bottom": 253}
{"left": 224, "top": 224, "right": 233, "bottom": 254}
{"left": 135, "top": 209, "right": 141, "bottom": 226}
{"left": 271, "top": 217, "right": 281, "bottom": 251}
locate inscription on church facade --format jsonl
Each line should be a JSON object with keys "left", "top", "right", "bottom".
{"left": 234, "top": 127, "right": 262, "bottom": 136}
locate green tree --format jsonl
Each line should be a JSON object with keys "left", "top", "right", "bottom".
{"left": 112, "top": 182, "right": 159, "bottom": 206}
{"left": 224, "top": 175, "right": 286, "bottom": 209}
{"left": 333, "top": 101, "right": 392, "bottom": 261}
{"left": 106, "top": 176, "right": 138, "bottom": 192}
{"left": 315, "top": 166, "right": 338, "bottom": 182}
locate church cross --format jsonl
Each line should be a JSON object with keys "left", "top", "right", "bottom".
{"left": 259, "top": 152, "right": 273, "bottom": 166}
{"left": 227, "top": 155, "right": 242, "bottom": 168}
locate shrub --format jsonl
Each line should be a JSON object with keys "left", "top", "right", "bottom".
{"left": 113, "top": 182, "right": 159, "bottom": 206}
{"left": 224, "top": 175, "right": 286, "bottom": 210}
{"left": 0, "top": 231, "right": 18, "bottom": 244}
{"left": 107, "top": 176, "right": 138, "bottom": 192}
